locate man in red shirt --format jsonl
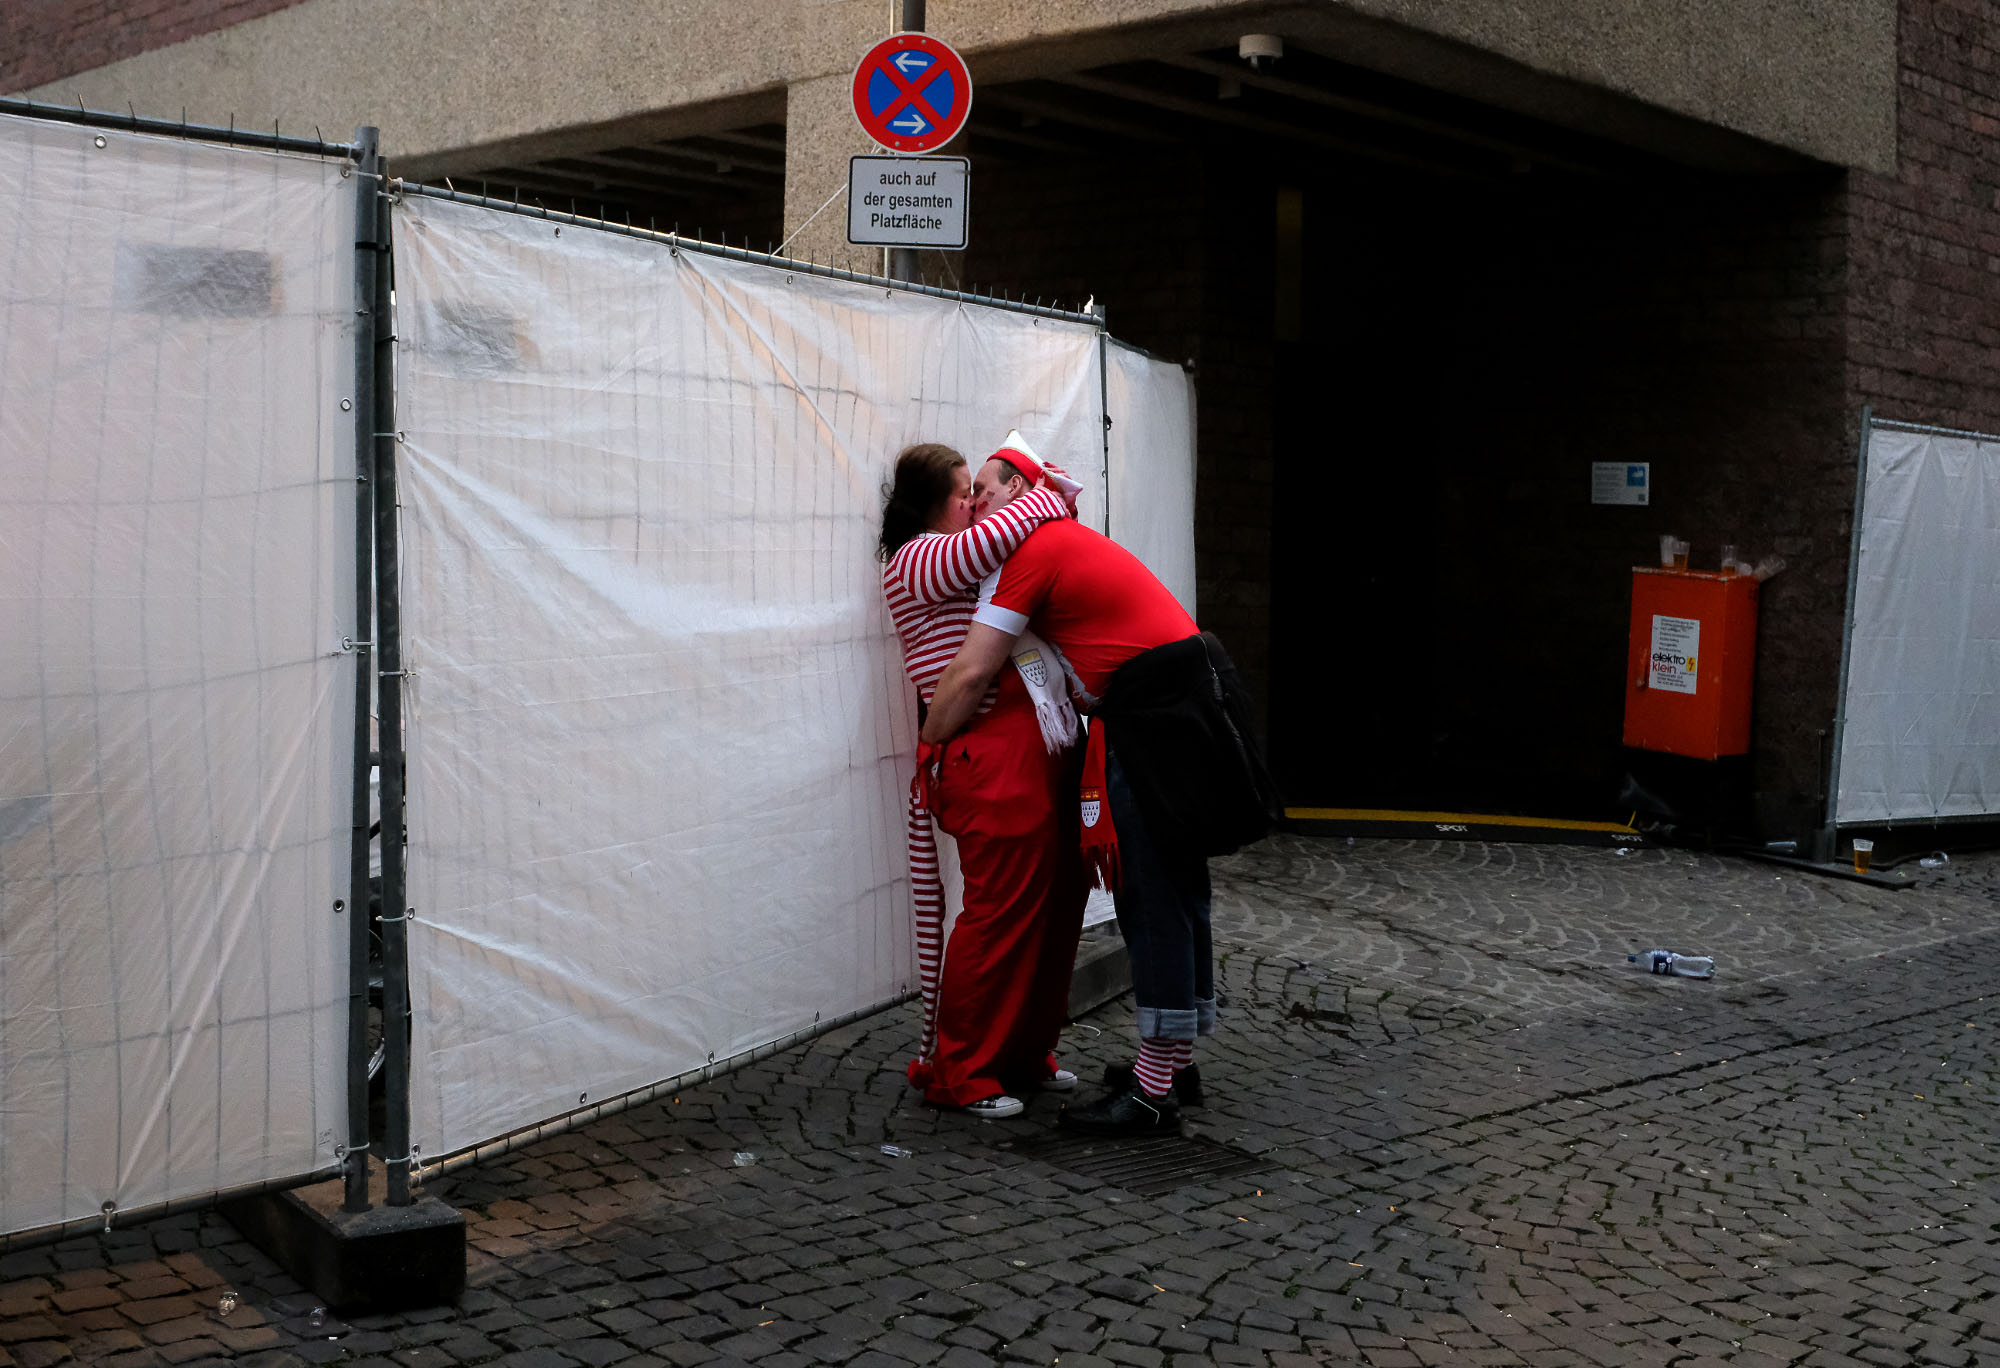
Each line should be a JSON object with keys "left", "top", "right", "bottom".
{"left": 925, "top": 449, "right": 1277, "bottom": 1136}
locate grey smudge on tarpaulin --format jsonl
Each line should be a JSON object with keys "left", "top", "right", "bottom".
{"left": 424, "top": 300, "right": 529, "bottom": 375}
{"left": 115, "top": 244, "right": 275, "bottom": 316}
{"left": 0, "top": 793, "right": 50, "bottom": 845}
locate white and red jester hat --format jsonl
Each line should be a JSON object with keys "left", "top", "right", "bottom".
{"left": 991, "top": 429, "right": 1083, "bottom": 508}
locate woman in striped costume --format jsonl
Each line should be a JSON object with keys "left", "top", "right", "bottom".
{"left": 879, "top": 441, "right": 1086, "bottom": 1118}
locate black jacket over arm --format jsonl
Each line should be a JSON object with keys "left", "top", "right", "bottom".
{"left": 1095, "top": 632, "right": 1283, "bottom": 858}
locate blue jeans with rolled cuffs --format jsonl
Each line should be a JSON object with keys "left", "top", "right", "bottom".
{"left": 1106, "top": 747, "right": 1216, "bottom": 1042}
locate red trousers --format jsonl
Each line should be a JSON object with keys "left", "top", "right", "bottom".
{"left": 923, "top": 689, "right": 1085, "bottom": 1106}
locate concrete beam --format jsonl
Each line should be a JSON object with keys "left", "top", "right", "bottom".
{"left": 19, "top": 0, "right": 1895, "bottom": 241}
{"left": 21, "top": 0, "right": 1894, "bottom": 171}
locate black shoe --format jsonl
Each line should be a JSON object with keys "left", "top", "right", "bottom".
{"left": 1058, "top": 1087, "right": 1181, "bottom": 1136}
{"left": 1099, "top": 1062, "right": 1204, "bottom": 1108}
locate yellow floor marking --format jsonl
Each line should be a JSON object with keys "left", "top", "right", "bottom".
{"left": 1285, "top": 807, "right": 1639, "bottom": 835}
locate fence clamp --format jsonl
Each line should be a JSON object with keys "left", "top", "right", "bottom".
{"left": 335, "top": 636, "right": 375, "bottom": 656}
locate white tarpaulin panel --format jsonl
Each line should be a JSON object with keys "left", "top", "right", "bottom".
{"left": 0, "top": 115, "right": 355, "bottom": 1237}
{"left": 1106, "top": 340, "right": 1198, "bottom": 618}
{"left": 393, "top": 196, "right": 1106, "bottom": 1158}
{"left": 1834, "top": 425, "right": 2000, "bottom": 823}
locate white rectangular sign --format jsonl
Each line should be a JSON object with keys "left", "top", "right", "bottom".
{"left": 1592, "top": 461, "right": 1650, "bottom": 505}
{"left": 1650, "top": 614, "right": 1700, "bottom": 694}
{"left": 848, "top": 155, "right": 968, "bottom": 248}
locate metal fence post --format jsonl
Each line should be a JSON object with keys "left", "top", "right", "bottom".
{"left": 1095, "top": 303, "right": 1110, "bottom": 538}
{"left": 1821, "top": 404, "right": 1873, "bottom": 855}
{"left": 344, "top": 126, "right": 381, "bottom": 1214}
{"left": 368, "top": 152, "right": 416, "bottom": 1207}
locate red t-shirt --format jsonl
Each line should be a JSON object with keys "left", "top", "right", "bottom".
{"left": 972, "top": 519, "right": 1197, "bottom": 698}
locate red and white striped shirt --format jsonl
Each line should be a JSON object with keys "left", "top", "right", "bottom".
{"left": 883, "top": 484, "right": 1070, "bottom": 702}
{"left": 886, "top": 483, "right": 1070, "bottom": 1073}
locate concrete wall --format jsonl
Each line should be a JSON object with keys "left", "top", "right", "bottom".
{"left": 2, "top": 0, "right": 310, "bottom": 93}
{"left": 16, "top": 0, "right": 1897, "bottom": 189}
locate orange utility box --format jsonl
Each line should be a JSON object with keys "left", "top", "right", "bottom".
{"left": 1622, "top": 568, "right": 1759, "bottom": 760}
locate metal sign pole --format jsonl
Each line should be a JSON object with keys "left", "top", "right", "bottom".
{"left": 343, "top": 127, "right": 381, "bottom": 1214}
{"left": 889, "top": 0, "right": 926, "bottom": 283}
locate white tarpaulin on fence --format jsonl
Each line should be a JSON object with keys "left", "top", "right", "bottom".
{"left": 1106, "top": 340, "right": 1199, "bottom": 619}
{"left": 393, "top": 196, "right": 1108, "bottom": 1158}
{"left": 0, "top": 115, "right": 355, "bottom": 1237}
{"left": 1834, "top": 424, "right": 2000, "bottom": 824}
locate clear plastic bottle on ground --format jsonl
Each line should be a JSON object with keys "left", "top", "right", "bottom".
{"left": 1628, "top": 949, "right": 1715, "bottom": 978}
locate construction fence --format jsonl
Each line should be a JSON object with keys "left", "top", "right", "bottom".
{"left": 0, "top": 103, "right": 1197, "bottom": 1244}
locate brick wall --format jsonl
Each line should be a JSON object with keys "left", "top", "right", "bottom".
{"left": 1848, "top": 1, "right": 2000, "bottom": 432}
{"left": 1822, "top": 0, "right": 2000, "bottom": 833}
{"left": 1, "top": 0, "right": 307, "bottom": 94}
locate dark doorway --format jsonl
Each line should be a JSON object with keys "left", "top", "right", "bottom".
{"left": 960, "top": 44, "right": 1847, "bottom": 827}
{"left": 1264, "top": 153, "right": 1844, "bottom": 822}
{"left": 1267, "top": 165, "right": 1640, "bottom": 815}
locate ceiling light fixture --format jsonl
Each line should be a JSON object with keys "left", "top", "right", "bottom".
{"left": 1238, "top": 34, "right": 1283, "bottom": 71}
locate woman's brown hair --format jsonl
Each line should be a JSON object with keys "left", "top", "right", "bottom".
{"left": 877, "top": 442, "right": 966, "bottom": 562}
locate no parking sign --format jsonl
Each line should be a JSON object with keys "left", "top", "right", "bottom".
{"left": 851, "top": 33, "right": 973, "bottom": 152}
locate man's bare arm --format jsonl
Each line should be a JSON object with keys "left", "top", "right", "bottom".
{"left": 920, "top": 623, "right": 1019, "bottom": 743}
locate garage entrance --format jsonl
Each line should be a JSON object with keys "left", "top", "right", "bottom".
{"left": 952, "top": 40, "right": 1835, "bottom": 823}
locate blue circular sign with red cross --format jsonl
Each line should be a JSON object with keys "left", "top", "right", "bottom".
{"left": 851, "top": 33, "right": 974, "bottom": 153}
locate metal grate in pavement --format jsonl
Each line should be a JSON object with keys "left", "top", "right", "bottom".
{"left": 998, "top": 1132, "right": 1274, "bottom": 1196}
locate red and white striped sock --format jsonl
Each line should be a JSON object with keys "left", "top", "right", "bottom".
{"left": 1168, "top": 1039, "right": 1194, "bottom": 1077}
{"left": 1133, "top": 1038, "right": 1178, "bottom": 1098}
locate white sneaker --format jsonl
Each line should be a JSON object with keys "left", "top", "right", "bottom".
{"left": 1041, "top": 1069, "right": 1079, "bottom": 1092}
{"left": 964, "top": 1094, "right": 1025, "bottom": 1119}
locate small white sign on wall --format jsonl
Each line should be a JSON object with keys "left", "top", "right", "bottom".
{"left": 1592, "top": 461, "right": 1650, "bottom": 505}
{"left": 1650, "top": 614, "right": 1700, "bottom": 694}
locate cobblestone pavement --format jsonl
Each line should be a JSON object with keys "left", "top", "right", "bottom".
{"left": 7, "top": 837, "right": 2000, "bottom": 1368}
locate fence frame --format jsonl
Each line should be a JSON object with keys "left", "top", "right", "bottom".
{"left": 377, "top": 178, "right": 1109, "bottom": 1182}
{"left": 0, "top": 100, "right": 372, "bottom": 1252}
{"left": 0, "top": 94, "right": 361, "bottom": 160}
{"left": 2, "top": 106, "right": 1140, "bottom": 1244}
{"left": 389, "top": 180, "right": 1104, "bottom": 326}
{"left": 1825, "top": 410, "right": 2000, "bottom": 837}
